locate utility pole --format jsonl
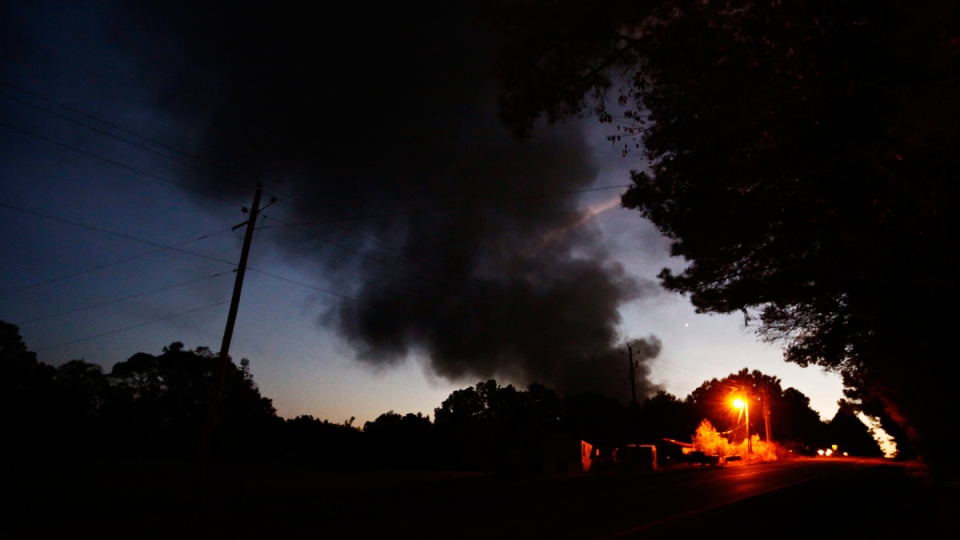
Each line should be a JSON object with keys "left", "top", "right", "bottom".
{"left": 199, "top": 184, "right": 264, "bottom": 468}
{"left": 745, "top": 391, "right": 752, "bottom": 455}
{"left": 205, "top": 184, "right": 263, "bottom": 451}
{"left": 628, "top": 343, "right": 637, "bottom": 408}
{"left": 762, "top": 387, "right": 773, "bottom": 443}
{"left": 218, "top": 184, "right": 263, "bottom": 369}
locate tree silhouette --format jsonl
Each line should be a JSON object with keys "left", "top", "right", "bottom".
{"left": 363, "top": 411, "right": 436, "bottom": 470}
{"left": 495, "top": 0, "right": 959, "bottom": 472}
{"left": 637, "top": 390, "right": 697, "bottom": 443}
{"left": 106, "top": 342, "right": 277, "bottom": 460}
{"left": 0, "top": 322, "right": 55, "bottom": 459}
{"left": 559, "top": 390, "right": 632, "bottom": 448}
{"left": 281, "top": 415, "right": 364, "bottom": 470}
{"left": 828, "top": 401, "right": 884, "bottom": 458}
{"left": 685, "top": 369, "right": 828, "bottom": 453}
{"left": 776, "top": 387, "right": 829, "bottom": 454}
{"left": 687, "top": 369, "right": 781, "bottom": 442}
{"left": 434, "top": 380, "right": 562, "bottom": 473}
{"left": 51, "top": 360, "right": 109, "bottom": 455}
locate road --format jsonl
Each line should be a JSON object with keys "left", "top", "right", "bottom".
{"left": 326, "top": 459, "right": 950, "bottom": 539}
{"left": 8, "top": 458, "right": 956, "bottom": 538}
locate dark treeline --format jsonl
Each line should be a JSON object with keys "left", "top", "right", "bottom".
{"left": 2, "top": 322, "right": 882, "bottom": 474}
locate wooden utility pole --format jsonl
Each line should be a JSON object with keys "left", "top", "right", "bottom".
{"left": 202, "top": 184, "right": 263, "bottom": 464}
{"left": 628, "top": 343, "right": 637, "bottom": 408}
{"left": 763, "top": 387, "right": 773, "bottom": 443}
{"left": 218, "top": 184, "right": 263, "bottom": 368}
{"left": 745, "top": 391, "right": 752, "bottom": 455}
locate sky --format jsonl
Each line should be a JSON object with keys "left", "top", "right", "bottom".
{"left": 1, "top": 0, "right": 849, "bottom": 429}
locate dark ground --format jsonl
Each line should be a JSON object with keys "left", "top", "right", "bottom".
{"left": 4, "top": 458, "right": 956, "bottom": 538}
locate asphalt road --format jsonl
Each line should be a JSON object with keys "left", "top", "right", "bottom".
{"left": 330, "top": 459, "right": 952, "bottom": 539}
{"left": 9, "top": 458, "right": 956, "bottom": 538}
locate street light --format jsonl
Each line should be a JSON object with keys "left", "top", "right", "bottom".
{"left": 733, "top": 396, "right": 753, "bottom": 455}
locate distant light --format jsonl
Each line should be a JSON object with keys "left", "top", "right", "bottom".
{"left": 817, "top": 449, "right": 825, "bottom": 456}
{"left": 733, "top": 398, "right": 745, "bottom": 409}
{"left": 825, "top": 449, "right": 833, "bottom": 457}
{"left": 843, "top": 452, "right": 849, "bottom": 457}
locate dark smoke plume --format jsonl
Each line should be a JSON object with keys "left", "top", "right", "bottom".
{"left": 118, "top": 0, "right": 662, "bottom": 397}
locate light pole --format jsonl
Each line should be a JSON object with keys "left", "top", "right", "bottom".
{"left": 733, "top": 396, "right": 752, "bottom": 455}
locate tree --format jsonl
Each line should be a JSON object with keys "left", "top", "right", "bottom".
{"left": 108, "top": 342, "right": 277, "bottom": 459}
{"left": 51, "top": 360, "right": 109, "bottom": 454}
{"left": 434, "top": 380, "right": 562, "bottom": 472}
{"left": 685, "top": 369, "right": 829, "bottom": 453}
{"left": 686, "top": 369, "right": 783, "bottom": 444}
{"left": 776, "top": 387, "right": 829, "bottom": 454}
{"left": 637, "top": 390, "right": 698, "bottom": 442}
{"left": 496, "top": 0, "right": 959, "bottom": 472}
{"left": 281, "top": 415, "right": 364, "bottom": 470}
{"left": 0, "top": 322, "right": 55, "bottom": 458}
{"left": 363, "top": 411, "right": 436, "bottom": 470}
{"left": 828, "top": 401, "right": 884, "bottom": 458}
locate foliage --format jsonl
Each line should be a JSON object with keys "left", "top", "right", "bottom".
{"left": 687, "top": 368, "right": 780, "bottom": 437}
{"left": 685, "top": 368, "right": 830, "bottom": 452}
{"left": 107, "top": 342, "right": 277, "bottom": 459}
{"left": 0, "top": 322, "right": 880, "bottom": 473}
{"left": 636, "top": 389, "right": 699, "bottom": 442}
{"left": 495, "top": 0, "right": 960, "bottom": 470}
{"left": 363, "top": 411, "right": 437, "bottom": 470}
{"left": 434, "top": 380, "right": 562, "bottom": 472}
{"left": 692, "top": 419, "right": 777, "bottom": 462}
{"left": 0, "top": 322, "right": 56, "bottom": 458}
{"left": 281, "top": 415, "right": 364, "bottom": 469}
{"left": 0, "top": 323, "right": 279, "bottom": 463}
{"left": 828, "top": 402, "right": 885, "bottom": 458}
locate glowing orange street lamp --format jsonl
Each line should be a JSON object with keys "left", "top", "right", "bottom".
{"left": 733, "top": 396, "right": 752, "bottom": 455}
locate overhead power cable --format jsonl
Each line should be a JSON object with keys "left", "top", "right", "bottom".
{"left": 36, "top": 300, "right": 230, "bottom": 353}
{"left": 259, "top": 215, "right": 420, "bottom": 279}
{"left": 260, "top": 183, "right": 631, "bottom": 268}
{"left": 0, "top": 202, "right": 239, "bottom": 268}
{"left": 16, "top": 271, "right": 233, "bottom": 325}
{"left": 246, "top": 268, "right": 365, "bottom": 304}
{"left": 259, "top": 183, "right": 633, "bottom": 296}
{"left": 0, "top": 121, "right": 244, "bottom": 207}
{"left": 0, "top": 84, "right": 254, "bottom": 194}
{"left": 266, "top": 184, "right": 633, "bottom": 227}
{"left": 0, "top": 225, "right": 233, "bottom": 297}
{"left": 0, "top": 201, "right": 367, "bottom": 305}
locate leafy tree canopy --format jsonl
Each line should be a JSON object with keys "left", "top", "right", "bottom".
{"left": 495, "top": 0, "right": 959, "bottom": 471}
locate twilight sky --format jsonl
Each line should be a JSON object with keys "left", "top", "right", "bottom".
{"left": 1, "top": 0, "right": 846, "bottom": 426}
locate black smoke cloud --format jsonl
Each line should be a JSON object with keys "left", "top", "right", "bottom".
{"left": 116, "top": 0, "right": 662, "bottom": 397}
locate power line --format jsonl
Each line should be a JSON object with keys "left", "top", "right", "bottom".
{"left": 0, "top": 202, "right": 240, "bottom": 268}
{"left": 265, "top": 194, "right": 417, "bottom": 261}
{"left": 0, "top": 84, "right": 254, "bottom": 194}
{"left": 35, "top": 300, "right": 230, "bottom": 353}
{"left": 1, "top": 201, "right": 368, "bottom": 307}
{"left": 0, "top": 226, "right": 233, "bottom": 296}
{"left": 260, "top": 185, "right": 632, "bottom": 301}
{"left": 261, "top": 183, "right": 632, "bottom": 270}
{"left": 2, "top": 93, "right": 478, "bottom": 285}
{"left": 0, "top": 121, "right": 244, "bottom": 207}
{"left": 262, "top": 184, "right": 631, "bottom": 229}
{"left": 247, "top": 268, "right": 365, "bottom": 304}
{"left": 2, "top": 85, "right": 632, "bottom": 281}
{"left": 260, "top": 215, "right": 420, "bottom": 279}
{"left": 16, "top": 271, "right": 233, "bottom": 325}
